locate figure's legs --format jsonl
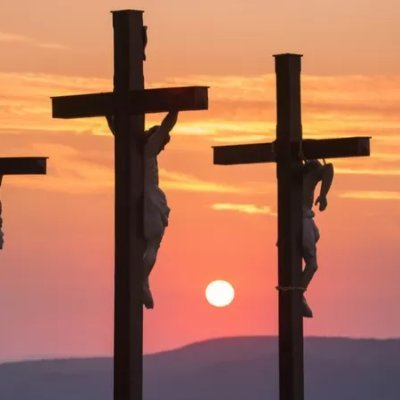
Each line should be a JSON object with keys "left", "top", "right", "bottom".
{"left": 142, "top": 236, "right": 162, "bottom": 309}
{"left": 302, "top": 252, "right": 318, "bottom": 289}
{"left": 302, "top": 216, "right": 319, "bottom": 288}
{"left": 301, "top": 216, "right": 319, "bottom": 318}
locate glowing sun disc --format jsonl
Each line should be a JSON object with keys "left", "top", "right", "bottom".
{"left": 205, "top": 280, "right": 235, "bottom": 307}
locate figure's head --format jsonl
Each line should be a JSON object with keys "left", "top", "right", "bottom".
{"left": 303, "top": 159, "right": 322, "bottom": 172}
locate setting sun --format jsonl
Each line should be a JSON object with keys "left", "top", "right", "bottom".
{"left": 205, "top": 280, "right": 235, "bottom": 307}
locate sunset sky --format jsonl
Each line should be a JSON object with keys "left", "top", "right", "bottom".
{"left": 0, "top": 0, "right": 399, "bottom": 362}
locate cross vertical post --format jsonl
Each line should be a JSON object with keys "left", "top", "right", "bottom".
{"left": 275, "top": 54, "right": 304, "bottom": 400}
{"left": 112, "top": 10, "right": 145, "bottom": 400}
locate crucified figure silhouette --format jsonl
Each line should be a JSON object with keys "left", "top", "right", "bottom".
{"left": 142, "top": 111, "right": 178, "bottom": 308}
{"left": 301, "top": 159, "right": 334, "bottom": 318}
{"left": 107, "top": 111, "right": 178, "bottom": 309}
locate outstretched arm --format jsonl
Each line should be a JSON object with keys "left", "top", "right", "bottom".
{"left": 145, "top": 111, "right": 178, "bottom": 157}
{"left": 160, "top": 111, "right": 178, "bottom": 132}
{"left": 315, "top": 163, "right": 334, "bottom": 211}
{"left": 106, "top": 115, "right": 116, "bottom": 135}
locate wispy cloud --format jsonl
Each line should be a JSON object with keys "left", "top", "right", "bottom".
{"left": 0, "top": 32, "right": 66, "bottom": 50}
{"left": 1, "top": 71, "right": 399, "bottom": 143}
{"left": 9, "top": 165, "right": 246, "bottom": 196}
{"left": 0, "top": 72, "right": 111, "bottom": 137}
{"left": 212, "top": 203, "right": 276, "bottom": 215}
{"left": 0, "top": 71, "right": 399, "bottom": 190}
{"left": 335, "top": 168, "right": 400, "bottom": 176}
{"left": 372, "top": 153, "right": 400, "bottom": 162}
{"left": 5, "top": 142, "right": 113, "bottom": 194}
{"left": 339, "top": 191, "right": 400, "bottom": 200}
{"left": 171, "top": 121, "right": 272, "bottom": 137}
{"left": 211, "top": 134, "right": 270, "bottom": 143}
{"left": 160, "top": 169, "right": 244, "bottom": 194}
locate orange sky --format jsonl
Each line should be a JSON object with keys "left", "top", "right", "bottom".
{"left": 0, "top": 0, "right": 399, "bottom": 361}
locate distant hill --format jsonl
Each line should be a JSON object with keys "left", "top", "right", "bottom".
{"left": 0, "top": 336, "right": 399, "bottom": 400}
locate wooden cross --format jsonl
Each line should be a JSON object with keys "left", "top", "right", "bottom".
{"left": 0, "top": 157, "right": 47, "bottom": 247}
{"left": 213, "top": 54, "right": 370, "bottom": 400}
{"left": 51, "top": 10, "right": 208, "bottom": 400}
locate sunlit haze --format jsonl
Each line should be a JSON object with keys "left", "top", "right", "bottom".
{"left": 0, "top": 0, "right": 399, "bottom": 362}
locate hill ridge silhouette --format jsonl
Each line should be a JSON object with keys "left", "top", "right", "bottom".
{"left": 1, "top": 336, "right": 399, "bottom": 400}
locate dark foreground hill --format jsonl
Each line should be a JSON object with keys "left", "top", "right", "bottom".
{"left": 0, "top": 336, "right": 399, "bottom": 400}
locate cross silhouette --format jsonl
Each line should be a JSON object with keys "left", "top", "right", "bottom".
{"left": 213, "top": 54, "right": 370, "bottom": 400}
{"left": 51, "top": 10, "right": 208, "bottom": 400}
{"left": 0, "top": 156, "right": 47, "bottom": 248}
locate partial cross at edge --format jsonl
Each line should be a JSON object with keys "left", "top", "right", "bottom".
{"left": 0, "top": 157, "right": 47, "bottom": 175}
{"left": 0, "top": 156, "right": 47, "bottom": 250}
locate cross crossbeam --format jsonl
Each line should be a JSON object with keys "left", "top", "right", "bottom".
{"left": 51, "top": 10, "right": 208, "bottom": 400}
{"left": 213, "top": 54, "right": 371, "bottom": 400}
{"left": 213, "top": 137, "right": 370, "bottom": 165}
{"left": 52, "top": 86, "right": 208, "bottom": 119}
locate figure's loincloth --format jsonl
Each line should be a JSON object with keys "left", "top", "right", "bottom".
{"left": 143, "top": 186, "right": 170, "bottom": 239}
{"left": 302, "top": 207, "right": 320, "bottom": 258}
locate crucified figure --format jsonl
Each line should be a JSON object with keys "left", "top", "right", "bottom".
{"left": 142, "top": 111, "right": 178, "bottom": 308}
{"left": 301, "top": 159, "right": 334, "bottom": 318}
{"left": 106, "top": 111, "right": 178, "bottom": 309}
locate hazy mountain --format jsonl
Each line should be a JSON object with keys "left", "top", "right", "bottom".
{"left": 0, "top": 336, "right": 399, "bottom": 400}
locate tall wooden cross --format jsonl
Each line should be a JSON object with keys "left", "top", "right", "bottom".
{"left": 213, "top": 54, "right": 370, "bottom": 400}
{"left": 0, "top": 157, "right": 47, "bottom": 246}
{"left": 51, "top": 10, "right": 208, "bottom": 400}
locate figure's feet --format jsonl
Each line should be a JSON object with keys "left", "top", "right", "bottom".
{"left": 143, "top": 286, "right": 154, "bottom": 309}
{"left": 302, "top": 295, "right": 313, "bottom": 318}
